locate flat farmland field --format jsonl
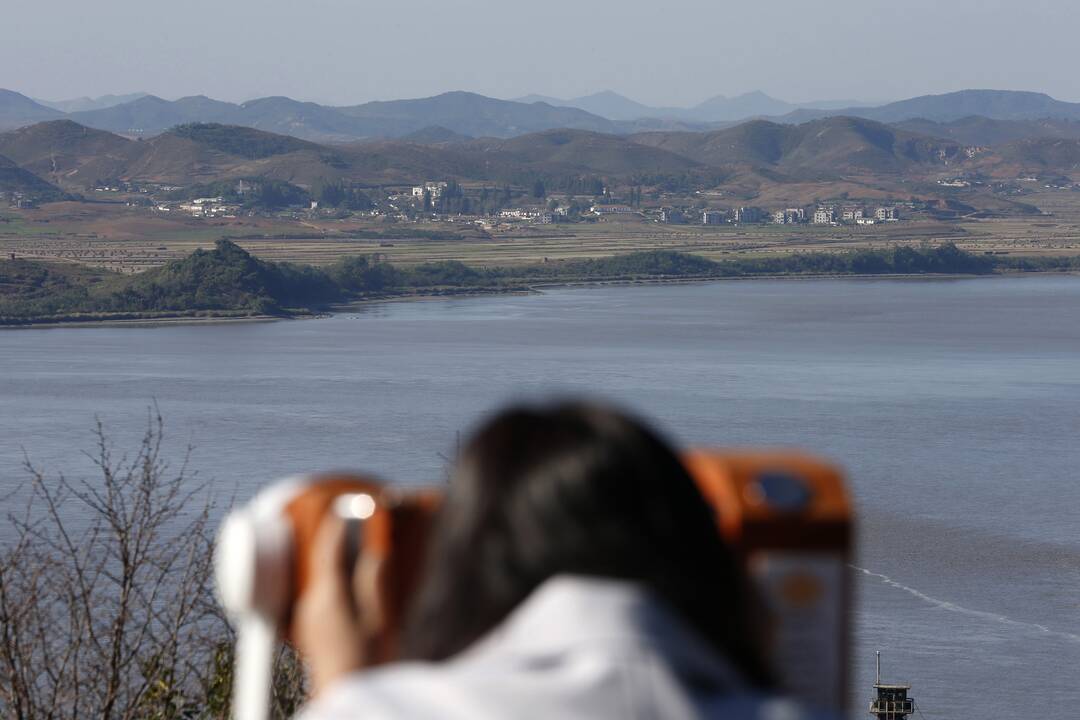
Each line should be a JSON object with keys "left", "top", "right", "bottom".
{"left": 4, "top": 191, "right": 1080, "bottom": 273}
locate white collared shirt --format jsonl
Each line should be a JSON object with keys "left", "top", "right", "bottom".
{"left": 297, "top": 575, "right": 825, "bottom": 720}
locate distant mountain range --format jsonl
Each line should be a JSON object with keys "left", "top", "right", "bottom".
{"left": 0, "top": 90, "right": 630, "bottom": 141}
{"left": 0, "top": 89, "right": 65, "bottom": 128}
{"left": 513, "top": 90, "right": 865, "bottom": 122}
{"left": 35, "top": 92, "right": 150, "bottom": 114}
{"left": 776, "top": 90, "right": 1080, "bottom": 124}
{"left": 5, "top": 87, "right": 1080, "bottom": 145}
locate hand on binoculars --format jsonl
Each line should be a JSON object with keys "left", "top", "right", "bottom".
{"left": 293, "top": 515, "right": 368, "bottom": 697}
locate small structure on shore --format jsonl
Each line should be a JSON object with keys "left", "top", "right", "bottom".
{"left": 869, "top": 652, "right": 915, "bottom": 720}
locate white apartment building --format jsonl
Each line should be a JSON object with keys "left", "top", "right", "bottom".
{"left": 733, "top": 206, "right": 763, "bottom": 223}
{"left": 774, "top": 208, "right": 806, "bottom": 224}
{"left": 412, "top": 182, "right": 448, "bottom": 199}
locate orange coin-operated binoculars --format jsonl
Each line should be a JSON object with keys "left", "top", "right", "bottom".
{"left": 215, "top": 452, "right": 852, "bottom": 719}
{"left": 214, "top": 473, "right": 440, "bottom": 720}
{"left": 684, "top": 450, "right": 854, "bottom": 711}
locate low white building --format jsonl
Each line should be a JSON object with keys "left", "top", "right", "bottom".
{"left": 591, "top": 204, "right": 635, "bottom": 215}
{"left": 499, "top": 208, "right": 552, "bottom": 223}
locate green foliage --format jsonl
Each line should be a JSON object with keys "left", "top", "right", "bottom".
{"left": 983, "top": 254, "right": 1080, "bottom": 272}
{"left": 168, "top": 178, "right": 310, "bottom": 210}
{"left": 249, "top": 179, "right": 309, "bottom": 209}
{"left": 403, "top": 260, "right": 490, "bottom": 287}
{"left": 328, "top": 255, "right": 403, "bottom": 293}
{"left": 521, "top": 250, "right": 719, "bottom": 279}
{"left": 0, "top": 259, "right": 108, "bottom": 317}
{"left": 312, "top": 178, "right": 374, "bottom": 210}
{"left": 112, "top": 240, "right": 340, "bottom": 314}
{"left": 1, "top": 240, "right": 340, "bottom": 321}
{"left": 550, "top": 175, "right": 605, "bottom": 197}
{"left": 0, "top": 242, "right": 1035, "bottom": 325}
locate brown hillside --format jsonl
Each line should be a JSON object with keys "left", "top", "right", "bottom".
{"left": 117, "top": 125, "right": 355, "bottom": 187}
{"left": 0, "top": 120, "right": 136, "bottom": 188}
{"left": 0, "top": 154, "right": 64, "bottom": 197}
{"left": 976, "top": 138, "right": 1080, "bottom": 178}
{"left": 467, "top": 129, "right": 702, "bottom": 175}
{"left": 893, "top": 117, "right": 1080, "bottom": 146}
{"left": 631, "top": 117, "right": 965, "bottom": 177}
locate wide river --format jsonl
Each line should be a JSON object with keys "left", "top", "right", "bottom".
{"left": 3, "top": 275, "right": 1079, "bottom": 718}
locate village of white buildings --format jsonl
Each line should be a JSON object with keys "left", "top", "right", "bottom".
{"left": 10, "top": 176, "right": 910, "bottom": 230}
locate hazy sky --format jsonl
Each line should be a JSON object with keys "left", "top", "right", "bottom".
{"left": 4, "top": 0, "right": 1078, "bottom": 107}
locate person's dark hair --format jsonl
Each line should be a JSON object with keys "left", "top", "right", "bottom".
{"left": 402, "top": 401, "right": 772, "bottom": 687}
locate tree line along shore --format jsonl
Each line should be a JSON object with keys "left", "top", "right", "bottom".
{"left": 2, "top": 239, "right": 1077, "bottom": 326}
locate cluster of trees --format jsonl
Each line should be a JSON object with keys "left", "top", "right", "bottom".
{"left": 0, "top": 240, "right": 339, "bottom": 322}
{"left": 314, "top": 242, "right": 1007, "bottom": 295}
{"left": 311, "top": 179, "right": 374, "bottom": 211}
{"left": 168, "top": 178, "right": 310, "bottom": 210}
{"left": 0, "top": 241, "right": 1054, "bottom": 324}
{"left": 549, "top": 175, "right": 606, "bottom": 197}
{"left": 0, "top": 260, "right": 108, "bottom": 318}
{"left": 707, "top": 244, "right": 1000, "bottom": 277}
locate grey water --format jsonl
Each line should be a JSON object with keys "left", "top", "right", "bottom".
{"left": 3, "top": 275, "right": 1079, "bottom": 719}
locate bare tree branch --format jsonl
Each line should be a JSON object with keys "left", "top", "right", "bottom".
{"left": 0, "top": 409, "right": 309, "bottom": 719}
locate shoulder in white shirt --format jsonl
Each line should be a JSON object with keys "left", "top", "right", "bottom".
{"left": 297, "top": 575, "right": 828, "bottom": 720}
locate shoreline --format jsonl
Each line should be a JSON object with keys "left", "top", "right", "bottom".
{"left": 0, "top": 312, "right": 291, "bottom": 330}
{"left": 4, "top": 268, "right": 1079, "bottom": 329}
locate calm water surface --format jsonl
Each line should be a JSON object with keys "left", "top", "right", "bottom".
{"left": 3, "top": 275, "right": 1079, "bottom": 718}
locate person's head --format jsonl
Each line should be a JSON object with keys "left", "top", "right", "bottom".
{"left": 402, "top": 401, "right": 771, "bottom": 686}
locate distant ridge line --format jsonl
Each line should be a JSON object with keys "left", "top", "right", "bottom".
{"left": 5, "top": 87, "right": 1080, "bottom": 142}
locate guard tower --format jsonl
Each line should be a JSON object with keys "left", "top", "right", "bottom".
{"left": 869, "top": 652, "right": 914, "bottom": 720}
